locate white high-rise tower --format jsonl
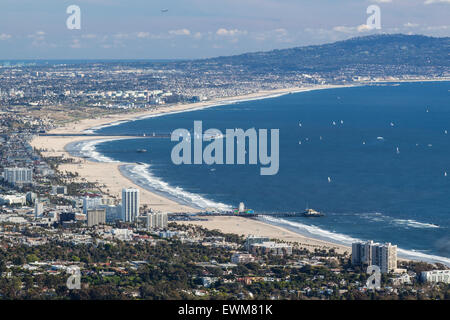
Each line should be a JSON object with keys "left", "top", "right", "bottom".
{"left": 121, "top": 188, "right": 140, "bottom": 222}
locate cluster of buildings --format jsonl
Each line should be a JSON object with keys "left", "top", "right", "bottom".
{"left": 351, "top": 240, "right": 449, "bottom": 284}
{"left": 351, "top": 240, "right": 398, "bottom": 274}
{"left": 1, "top": 184, "right": 168, "bottom": 231}
{"left": 59, "top": 188, "right": 168, "bottom": 230}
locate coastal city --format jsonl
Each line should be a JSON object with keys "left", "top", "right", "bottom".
{"left": 1, "top": 1, "right": 450, "bottom": 316}
{"left": 1, "top": 38, "right": 449, "bottom": 299}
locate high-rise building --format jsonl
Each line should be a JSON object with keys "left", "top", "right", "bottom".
{"left": 87, "top": 208, "right": 106, "bottom": 227}
{"left": 122, "top": 188, "right": 140, "bottom": 222}
{"left": 3, "top": 168, "right": 33, "bottom": 185}
{"left": 352, "top": 240, "right": 374, "bottom": 265}
{"left": 352, "top": 241, "right": 397, "bottom": 274}
{"left": 373, "top": 242, "right": 397, "bottom": 274}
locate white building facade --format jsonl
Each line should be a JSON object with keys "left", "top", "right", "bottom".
{"left": 3, "top": 168, "right": 33, "bottom": 185}
{"left": 122, "top": 188, "right": 140, "bottom": 222}
{"left": 420, "top": 270, "right": 450, "bottom": 284}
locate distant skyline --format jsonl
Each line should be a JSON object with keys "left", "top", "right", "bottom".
{"left": 0, "top": 0, "right": 449, "bottom": 59}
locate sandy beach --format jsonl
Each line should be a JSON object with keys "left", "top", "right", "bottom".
{"left": 29, "top": 84, "right": 359, "bottom": 254}
{"left": 47, "top": 85, "right": 348, "bottom": 134}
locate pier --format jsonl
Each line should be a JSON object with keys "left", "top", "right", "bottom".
{"left": 38, "top": 132, "right": 172, "bottom": 138}
{"left": 169, "top": 211, "right": 304, "bottom": 221}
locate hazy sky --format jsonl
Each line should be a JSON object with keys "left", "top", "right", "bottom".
{"left": 0, "top": 0, "right": 449, "bottom": 59}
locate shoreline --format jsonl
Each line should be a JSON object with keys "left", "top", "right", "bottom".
{"left": 31, "top": 83, "right": 360, "bottom": 256}
{"left": 49, "top": 84, "right": 354, "bottom": 134}
{"left": 30, "top": 81, "right": 450, "bottom": 262}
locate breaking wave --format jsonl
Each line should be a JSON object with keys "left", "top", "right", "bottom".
{"left": 360, "top": 212, "right": 440, "bottom": 229}
{"left": 65, "top": 139, "right": 127, "bottom": 163}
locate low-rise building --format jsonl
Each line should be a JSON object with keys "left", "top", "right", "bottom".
{"left": 231, "top": 253, "right": 255, "bottom": 264}
{"left": 249, "top": 241, "right": 292, "bottom": 256}
{"left": 0, "top": 194, "right": 27, "bottom": 206}
{"left": 244, "top": 235, "right": 270, "bottom": 251}
{"left": 420, "top": 270, "right": 450, "bottom": 284}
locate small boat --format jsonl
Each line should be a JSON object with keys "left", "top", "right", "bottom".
{"left": 136, "top": 149, "right": 147, "bottom": 153}
{"left": 302, "top": 208, "right": 324, "bottom": 217}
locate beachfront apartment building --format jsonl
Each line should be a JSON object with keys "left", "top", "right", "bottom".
{"left": 3, "top": 167, "right": 33, "bottom": 186}
{"left": 352, "top": 240, "right": 397, "bottom": 274}
{"left": 122, "top": 188, "right": 140, "bottom": 222}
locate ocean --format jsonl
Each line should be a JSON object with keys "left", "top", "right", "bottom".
{"left": 67, "top": 81, "right": 450, "bottom": 265}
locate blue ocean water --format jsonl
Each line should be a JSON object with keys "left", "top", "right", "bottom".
{"left": 76, "top": 82, "right": 450, "bottom": 264}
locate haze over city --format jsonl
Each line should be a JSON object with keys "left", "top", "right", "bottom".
{"left": 0, "top": 0, "right": 449, "bottom": 59}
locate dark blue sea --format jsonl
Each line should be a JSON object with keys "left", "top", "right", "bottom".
{"left": 68, "top": 82, "right": 450, "bottom": 265}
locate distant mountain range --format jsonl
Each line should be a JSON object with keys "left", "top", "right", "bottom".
{"left": 163, "top": 34, "right": 449, "bottom": 81}
{"left": 206, "top": 34, "right": 449, "bottom": 72}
